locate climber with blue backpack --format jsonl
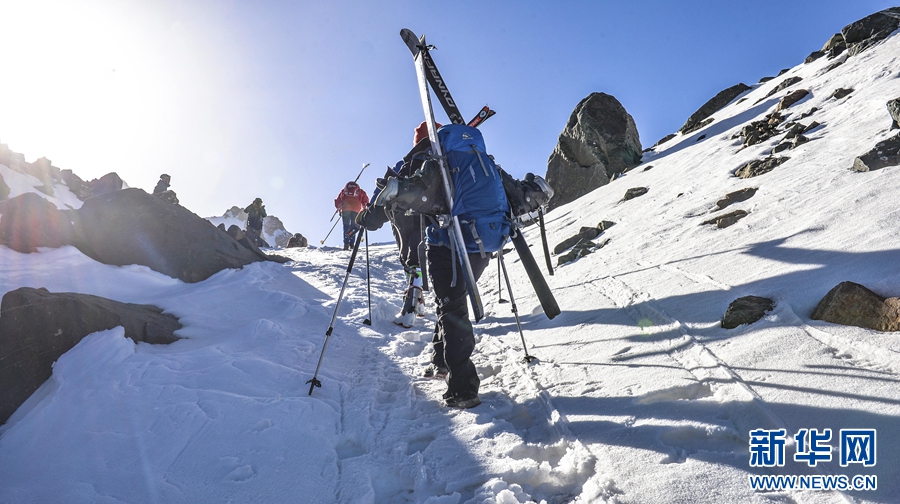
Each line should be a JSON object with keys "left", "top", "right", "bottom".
{"left": 360, "top": 121, "right": 552, "bottom": 409}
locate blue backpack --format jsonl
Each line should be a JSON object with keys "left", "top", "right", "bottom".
{"left": 426, "top": 124, "right": 511, "bottom": 256}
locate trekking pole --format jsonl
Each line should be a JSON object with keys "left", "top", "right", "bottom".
{"left": 498, "top": 247, "right": 536, "bottom": 363}
{"left": 363, "top": 229, "right": 372, "bottom": 326}
{"left": 321, "top": 218, "right": 340, "bottom": 245}
{"left": 498, "top": 257, "right": 508, "bottom": 303}
{"left": 307, "top": 230, "right": 365, "bottom": 395}
{"left": 538, "top": 207, "right": 554, "bottom": 276}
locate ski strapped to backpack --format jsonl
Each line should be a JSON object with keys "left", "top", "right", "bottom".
{"left": 400, "top": 29, "right": 465, "bottom": 125}
{"left": 467, "top": 105, "right": 496, "bottom": 128}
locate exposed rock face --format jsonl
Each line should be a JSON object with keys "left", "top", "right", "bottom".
{"left": 0, "top": 287, "right": 182, "bottom": 425}
{"left": 739, "top": 111, "right": 786, "bottom": 147}
{"left": 734, "top": 157, "right": 790, "bottom": 178}
{"left": 73, "top": 188, "right": 264, "bottom": 282}
{"left": 841, "top": 7, "right": 900, "bottom": 56}
{"left": 852, "top": 134, "right": 900, "bottom": 172}
{"left": 888, "top": 98, "right": 900, "bottom": 130}
{"left": 263, "top": 215, "right": 291, "bottom": 247}
{"left": 0, "top": 174, "right": 8, "bottom": 200}
{"left": 546, "top": 93, "right": 642, "bottom": 210}
{"left": 721, "top": 296, "right": 775, "bottom": 329}
{"left": 0, "top": 193, "right": 75, "bottom": 252}
{"left": 702, "top": 210, "right": 748, "bottom": 229}
{"left": 811, "top": 281, "right": 900, "bottom": 331}
{"left": 679, "top": 83, "right": 751, "bottom": 135}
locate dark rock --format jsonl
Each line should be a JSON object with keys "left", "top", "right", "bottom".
{"left": 652, "top": 134, "right": 677, "bottom": 148}
{"left": 557, "top": 238, "right": 610, "bottom": 267}
{"left": 0, "top": 193, "right": 75, "bottom": 253}
{"left": 643, "top": 165, "right": 654, "bottom": 172}
{"left": 58, "top": 169, "right": 92, "bottom": 200}
{"left": 841, "top": 7, "right": 900, "bottom": 56}
{"left": 702, "top": 210, "right": 748, "bottom": 229}
{"left": 287, "top": 233, "right": 309, "bottom": 248}
{"left": 887, "top": 98, "right": 900, "bottom": 130}
{"left": 153, "top": 190, "right": 179, "bottom": 205}
{"left": 800, "top": 107, "right": 818, "bottom": 119}
{"left": 804, "top": 121, "right": 821, "bottom": 133}
{"left": 0, "top": 174, "right": 9, "bottom": 201}
{"left": 73, "top": 188, "right": 264, "bottom": 282}
{"left": 825, "top": 61, "right": 844, "bottom": 73}
{"left": 225, "top": 224, "right": 268, "bottom": 261}
{"left": 721, "top": 296, "right": 775, "bottom": 329}
{"left": 622, "top": 187, "right": 649, "bottom": 201}
{"left": 776, "top": 89, "right": 810, "bottom": 111}
{"left": 831, "top": 88, "right": 854, "bottom": 100}
{"left": 784, "top": 123, "right": 807, "bottom": 140}
{"left": 553, "top": 221, "right": 613, "bottom": 255}
{"left": 777, "top": 68, "right": 790, "bottom": 76}
{"left": 792, "top": 134, "right": 810, "bottom": 148}
{"left": 740, "top": 112, "right": 785, "bottom": 147}
{"left": 821, "top": 33, "right": 846, "bottom": 57}
{"left": 759, "top": 76, "right": 803, "bottom": 102}
{"left": 852, "top": 133, "right": 900, "bottom": 172}
{"left": 805, "top": 51, "right": 825, "bottom": 64}
{"left": 86, "top": 172, "right": 124, "bottom": 197}
{"left": 679, "top": 83, "right": 751, "bottom": 135}
{"left": 771, "top": 142, "right": 792, "bottom": 154}
{"left": 696, "top": 134, "right": 707, "bottom": 142}
{"left": 758, "top": 76, "right": 775, "bottom": 83}
{"left": 0, "top": 287, "right": 182, "bottom": 425}
{"left": 735, "top": 157, "right": 790, "bottom": 178}
{"left": 545, "top": 93, "right": 642, "bottom": 210}
{"left": 811, "top": 281, "right": 900, "bottom": 331}
{"left": 716, "top": 188, "right": 758, "bottom": 210}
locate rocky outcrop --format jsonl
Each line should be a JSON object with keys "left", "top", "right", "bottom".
{"left": 721, "top": 296, "right": 775, "bottom": 329}
{"left": 679, "top": 83, "right": 751, "bottom": 135}
{"left": 557, "top": 238, "right": 610, "bottom": 267}
{"left": 263, "top": 215, "right": 291, "bottom": 247}
{"left": 739, "top": 112, "right": 786, "bottom": 148}
{"left": 734, "top": 157, "right": 790, "bottom": 178}
{"left": 852, "top": 134, "right": 900, "bottom": 172}
{"left": 71, "top": 189, "right": 264, "bottom": 282}
{"left": 0, "top": 193, "right": 75, "bottom": 252}
{"left": 756, "top": 77, "right": 803, "bottom": 104}
{"left": 0, "top": 287, "right": 182, "bottom": 425}
{"left": 841, "top": 7, "right": 900, "bottom": 56}
{"left": 545, "top": 93, "right": 642, "bottom": 210}
{"left": 811, "top": 281, "right": 900, "bottom": 331}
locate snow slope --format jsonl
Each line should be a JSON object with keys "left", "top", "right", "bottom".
{"left": 1, "top": 28, "right": 900, "bottom": 504}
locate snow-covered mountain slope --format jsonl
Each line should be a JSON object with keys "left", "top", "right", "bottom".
{"left": 1, "top": 27, "right": 899, "bottom": 504}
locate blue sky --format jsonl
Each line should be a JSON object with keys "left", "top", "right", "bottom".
{"left": 0, "top": 0, "right": 894, "bottom": 245}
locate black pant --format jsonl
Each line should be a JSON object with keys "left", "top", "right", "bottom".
{"left": 390, "top": 211, "right": 421, "bottom": 271}
{"left": 427, "top": 244, "right": 491, "bottom": 397}
{"left": 341, "top": 211, "right": 360, "bottom": 246}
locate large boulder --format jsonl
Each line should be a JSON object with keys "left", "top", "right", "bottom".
{"left": 811, "top": 281, "right": 900, "bottom": 331}
{"left": 545, "top": 93, "right": 642, "bottom": 210}
{"left": 734, "top": 157, "right": 790, "bottom": 178}
{"left": 0, "top": 193, "right": 75, "bottom": 252}
{"left": 852, "top": 133, "right": 900, "bottom": 172}
{"left": 72, "top": 188, "right": 264, "bottom": 282}
{"left": 841, "top": 7, "right": 900, "bottom": 56}
{"left": 0, "top": 287, "right": 182, "bottom": 425}
{"left": 679, "top": 83, "right": 751, "bottom": 135}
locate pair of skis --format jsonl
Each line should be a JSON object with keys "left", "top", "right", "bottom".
{"left": 399, "top": 29, "right": 559, "bottom": 321}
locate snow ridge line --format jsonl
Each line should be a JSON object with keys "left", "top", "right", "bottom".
{"left": 587, "top": 275, "right": 789, "bottom": 433}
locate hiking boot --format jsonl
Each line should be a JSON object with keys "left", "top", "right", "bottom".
{"left": 343, "top": 243, "right": 351, "bottom": 251}
{"left": 423, "top": 364, "right": 449, "bottom": 379}
{"left": 393, "top": 311, "right": 415, "bottom": 328}
{"left": 444, "top": 392, "right": 481, "bottom": 409}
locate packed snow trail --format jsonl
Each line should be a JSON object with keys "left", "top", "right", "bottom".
{"left": 286, "top": 244, "right": 603, "bottom": 503}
